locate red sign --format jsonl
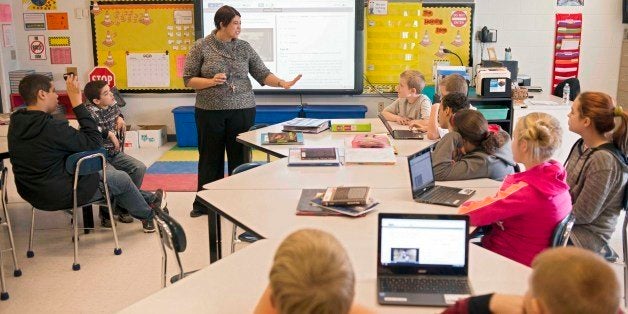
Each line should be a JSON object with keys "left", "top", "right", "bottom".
{"left": 451, "top": 10, "right": 467, "bottom": 27}
{"left": 89, "top": 66, "right": 115, "bottom": 88}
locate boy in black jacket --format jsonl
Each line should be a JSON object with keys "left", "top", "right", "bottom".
{"left": 8, "top": 74, "right": 163, "bottom": 232}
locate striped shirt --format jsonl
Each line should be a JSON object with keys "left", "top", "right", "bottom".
{"left": 86, "top": 102, "right": 121, "bottom": 156}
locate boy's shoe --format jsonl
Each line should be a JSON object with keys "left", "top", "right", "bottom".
{"left": 99, "top": 211, "right": 116, "bottom": 228}
{"left": 189, "top": 208, "right": 208, "bottom": 218}
{"left": 142, "top": 219, "right": 155, "bottom": 233}
{"left": 149, "top": 189, "right": 167, "bottom": 212}
{"left": 117, "top": 212, "right": 134, "bottom": 223}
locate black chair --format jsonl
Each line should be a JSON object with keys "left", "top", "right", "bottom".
{"left": 154, "top": 207, "right": 196, "bottom": 287}
{"left": 552, "top": 78, "right": 580, "bottom": 101}
{"left": 249, "top": 124, "right": 271, "bottom": 162}
{"left": 0, "top": 159, "right": 21, "bottom": 301}
{"left": 26, "top": 148, "right": 122, "bottom": 271}
{"left": 230, "top": 162, "right": 264, "bottom": 253}
{"left": 551, "top": 213, "right": 575, "bottom": 247}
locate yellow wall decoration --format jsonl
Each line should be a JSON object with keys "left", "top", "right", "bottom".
{"left": 23, "top": 0, "right": 57, "bottom": 11}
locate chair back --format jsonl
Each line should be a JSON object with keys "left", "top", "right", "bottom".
{"left": 232, "top": 162, "right": 264, "bottom": 175}
{"left": 65, "top": 148, "right": 108, "bottom": 176}
{"left": 551, "top": 213, "right": 575, "bottom": 247}
{"left": 249, "top": 124, "right": 270, "bottom": 131}
{"left": 552, "top": 78, "right": 580, "bottom": 101}
{"left": 154, "top": 208, "right": 187, "bottom": 253}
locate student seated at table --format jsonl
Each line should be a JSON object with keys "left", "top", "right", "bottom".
{"left": 84, "top": 80, "right": 155, "bottom": 228}
{"left": 410, "top": 73, "right": 469, "bottom": 140}
{"left": 432, "top": 108, "right": 515, "bottom": 181}
{"left": 8, "top": 74, "right": 165, "bottom": 233}
{"left": 458, "top": 112, "right": 571, "bottom": 266}
{"left": 253, "top": 229, "right": 373, "bottom": 314}
{"left": 442, "top": 246, "right": 621, "bottom": 314}
{"left": 565, "top": 91, "right": 628, "bottom": 257}
{"left": 381, "top": 70, "right": 432, "bottom": 126}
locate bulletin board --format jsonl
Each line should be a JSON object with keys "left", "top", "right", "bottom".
{"left": 90, "top": 0, "right": 194, "bottom": 92}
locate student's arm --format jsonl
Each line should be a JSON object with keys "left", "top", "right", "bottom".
{"left": 431, "top": 132, "right": 467, "bottom": 180}
{"left": 49, "top": 105, "right": 103, "bottom": 153}
{"left": 458, "top": 181, "right": 530, "bottom": 226}
{"left": 382, "top": 99, "right": 410, "bottom": 124}
{"left": 408, "top": 96, "right": 433, "bottom": 126}
{"left": 426, "top": 103, "right": 441, "bottom": 140}
{"left": 572, "top": 167, "right": 617, "bottom": 224}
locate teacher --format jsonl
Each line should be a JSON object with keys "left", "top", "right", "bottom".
{"left": 184, "top": 5, "right": 301, "bottom": 217}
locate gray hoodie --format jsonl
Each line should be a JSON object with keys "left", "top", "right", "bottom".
{"left": 432, "top": 131, "right": 516, "bottom": 181}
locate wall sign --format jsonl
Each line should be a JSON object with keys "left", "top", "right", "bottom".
{"left": 28, "top": 35, "right": 47, "bottom": 60}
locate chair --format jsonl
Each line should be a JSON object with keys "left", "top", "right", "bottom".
{"left": 0, "top": 160, "right": 22, "bottom": 301}
{"left": 249, "top": 124, "right": 270, "bottom": 162}
{"left": 551, "top": 213, "right": 575, "bottom": 247}
{"left": 26, "top": 148, "right": 122, "bottom": 271}
{"left": 552, "top": 78, "right": 580, "bottom": 101}
{"left": 230, "top": 162, "right": 264, "bottom": 253}
{"left": 154, "top": 207, "right": 196, "bottom": 287}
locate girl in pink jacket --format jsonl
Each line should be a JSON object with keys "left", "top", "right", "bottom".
{"left": 459, "top": 112, "right": 572, "bottom": 266}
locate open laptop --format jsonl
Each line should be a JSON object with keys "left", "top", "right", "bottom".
{"left": 407, "top": 148, "right": 475, "bottom": 207}
{"left": 378, "top": 114, "right": 424, "bottom": 140}
{"left": 377, "top": 213, "right": 472, "bottom": 306}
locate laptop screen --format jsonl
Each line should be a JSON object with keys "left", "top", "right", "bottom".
{"left": 377, "top": 114, "right": 394, "bottom": 133}
{"left": 408, "top": 149, "right": 435, "bottom": 194}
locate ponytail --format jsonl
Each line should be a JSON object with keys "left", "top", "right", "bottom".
{"left": 453, "top": 109, "right": 508, "bottom": 155}
{"left": 481, "top": 129, "right": 509, "bottom": 155}
{"left": 612, "top": 106, "right": 628, "bottom": 154}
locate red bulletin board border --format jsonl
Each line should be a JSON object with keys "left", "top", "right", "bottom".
{"left": 551, "top": 13, "right": 582, "bottom": 89}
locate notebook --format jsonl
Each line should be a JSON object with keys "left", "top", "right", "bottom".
{"left": 287, "top": 148, "right": 340, "bottom": 166}
{"left": 407, "top": 148, "right": 475, "bottom": 207}
{"left": 378, "top": 114, "right": 424, "bottom": 140}
{"left": 377, "top": 213, "right": 472, "bottom": 306}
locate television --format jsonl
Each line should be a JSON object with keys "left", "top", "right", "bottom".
{"left": 194, "top": 0, "right": 364, "bottom": 94}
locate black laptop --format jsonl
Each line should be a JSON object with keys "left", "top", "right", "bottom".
{"left": 378, "top": 114, "right": 424, "bottom": 140}
{"left": 407, "top": 148, "right": 475, "bottom": 207}
{"left": 377, "top": 213, "right": 472, "bottom": 306}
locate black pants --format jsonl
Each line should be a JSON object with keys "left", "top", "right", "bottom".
{"left": 193, "top": 107, "right": 255, "bottom": 212}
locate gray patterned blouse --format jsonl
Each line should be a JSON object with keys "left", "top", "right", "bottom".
{"left": 183, "top": 32, "right": 271, "bottom": 110}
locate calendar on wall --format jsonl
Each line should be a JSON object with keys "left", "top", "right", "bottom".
{"left": 126, "top": 53, "right": 170, "bottom": 87}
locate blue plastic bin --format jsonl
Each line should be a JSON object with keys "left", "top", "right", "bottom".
{"left": 172, "top": 106, "right": 198, "bottom": 147}
{"left": 302, "top": 104, "right": 367, "bottom": 119}
{"left": 255, "top": 105, "right": 302, "bottom": 125}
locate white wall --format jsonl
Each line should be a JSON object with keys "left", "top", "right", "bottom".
{"left": 2, "top": 0, "right": 625, "bottom": 133}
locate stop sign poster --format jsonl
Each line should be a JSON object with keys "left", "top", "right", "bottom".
{"left": 28, "top": 35, "right": 47, "bottom": 60}
{"left": 89, "top": 67, "right": 116, "bottom": 89}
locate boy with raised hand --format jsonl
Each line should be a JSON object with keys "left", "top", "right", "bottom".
{"left": 443, "top": 247, "right": 621, "bottom": 314}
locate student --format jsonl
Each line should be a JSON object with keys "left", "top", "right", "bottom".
{"left": 458, "top": 112, "right": 571, "bottom": 266}
{"left": 253, "top": 229, "right": 373, "bottom": 314}
{"left": 565, "top": 91, "right": 628, "bottom": 256}
{"left": 381, "top": 70, "right": 432, "bottom": 125}
{"left": 8, "top": 74, "right": 165, "bottom": 233}
{"left": 410, "top": 73, "right": 468, "bottom": 140}
{"left": 432, "top": 108, "right": 515, "bottom": 181}
{"left": 84, "top": 80, "right": 153, "bottom": 226}
{"left": 443, "top": 246, "right": 621, "bottom": 314}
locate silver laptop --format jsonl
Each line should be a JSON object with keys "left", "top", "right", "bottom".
{"left": 377, "top": 213, "right": 472, "bottom": 306}
{"left": 378, "top": 114, "right": 424, "bottom": 140}
{"left": 408, "top": 148, "right": 475, "bottom": 207}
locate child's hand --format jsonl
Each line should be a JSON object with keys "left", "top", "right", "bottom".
{"left": 108, "top": 131, "right": 121, "bottom": 152}
{"left": 115, "top": 116, "right": 126, "bottom": 133}
{"left": 408, "top": 121, "right": 426, "bottom": 132}
{"left": 65, "top": 74, "right": 82, "bottom": 108}
{"left": 396, "top": 116, "right": 410, "bottom": 125}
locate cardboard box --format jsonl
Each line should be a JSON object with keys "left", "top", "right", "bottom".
{"left": 138, "top": 125, "right": 167, "bottom": 148}
{"left": 124, "top": 129, "right": 139, "bottom": 150}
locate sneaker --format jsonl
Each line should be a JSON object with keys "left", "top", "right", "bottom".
{"left": 189, "top": 207, "right": 208, "bottom": 218}
{"left": 142, "top": 218, "right": 155, "bottom": 233}
{"left": 149, "top": 189, "right": 167, "bottom": 212}
{"left": 99, "top": 211, "right": 116, "bottom": 228}
{"left": 117, "top": 212, "right": 134, "bottom": 223}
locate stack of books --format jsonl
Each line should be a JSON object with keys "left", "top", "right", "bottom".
{"left": 282, "top": 118, "right": 330, "bottom": 134}
{"left": 296, "top": 187, "right": 379, "bottom": 217}
{"left": 9, "top": 70, "right": 35, "bottom": 93}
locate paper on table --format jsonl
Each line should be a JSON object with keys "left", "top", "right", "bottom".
{"left": 344, "top": 147, "right": 396, "bottom": 165}
{"left": 529, "top": 100, "right": 560, "bottom": 106}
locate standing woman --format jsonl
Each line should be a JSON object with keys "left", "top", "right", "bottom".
{"left": 184, "top": 5, "right": 301, "bottom": 217}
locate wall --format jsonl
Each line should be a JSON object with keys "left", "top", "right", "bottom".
{"left": 0, "top": 0, "right": 19, "bottom": 111}
{"left": 2, "top": 0, "right": 625, "bottom": 133}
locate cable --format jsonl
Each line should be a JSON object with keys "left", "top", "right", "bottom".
{"left": 362, "top": 75, "right": 396, "bottom": 101}
{"left": 443, "top": 49, "right": 464, "bottom": 66}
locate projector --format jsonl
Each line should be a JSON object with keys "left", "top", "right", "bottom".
{"left": 475, "top": 67, "right": 512, "bottom": 98}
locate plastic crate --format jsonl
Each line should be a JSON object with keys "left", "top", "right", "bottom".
{"left": 302, "top": 104, "right": 367, "bottom": 119}
{"left": 474, "top": 104, "right": 510, "bottom": 120}
{"left": 172, "top": 106, "right": 198, "bottom": 147}
{"left": 255, "top": 105, "right": 302, "bottom": 125}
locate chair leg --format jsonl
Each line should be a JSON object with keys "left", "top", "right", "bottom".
{"left": 0, "top": 254, "right": 8, "bottom": 301}
{"left": 157, "top": 228, "right": 168, "bottom": 288}
{"left": 103, "top": 174, "right": 122, "bottom": 256}
{"left": 1, "top": 201, "right": 21, "bottom": 277}
{"left": 72, "top": 207, "right": 80, "bottom": 271}
{"left": 26, "top": 207, "right": 35, "bottom": 258}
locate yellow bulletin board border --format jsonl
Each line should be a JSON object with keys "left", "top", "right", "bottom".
{"left": 90, "top": 0, "right": 195, "bottom": 93}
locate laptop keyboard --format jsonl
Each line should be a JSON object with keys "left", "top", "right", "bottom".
{"left": 380, "top": 276, "right": 470, "bottom": 294}
{"left": 421, "top": 187, "right": 462, "bottom": 204}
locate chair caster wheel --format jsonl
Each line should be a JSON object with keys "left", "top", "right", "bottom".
{"left": 13, "top": 269, "right": 22, "bottom": 277}
{"left": 26, "top": 251, "right": 34, "bottom": 258}
{"left": 0, "top": 292, "right": 8, "bottom": 301}
{"left": 72, "top": 263, "right": 81, "bottom": 271}
{"left": 114, "top": 248, "right": 122, "bottom": 255}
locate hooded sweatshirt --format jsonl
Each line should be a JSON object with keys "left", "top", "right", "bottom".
{"left": 432, "top": 131, "right": 516, "bottom": 181}
{"left": 459, "top": 160, "right": 572, "bottom": 266}
{"left": 8, "top": 105, "right": 102, "bottom": 210}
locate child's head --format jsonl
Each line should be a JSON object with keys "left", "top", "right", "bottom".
{"left": 453, "top": 109, "right": 509, "bottom": 155}
{"left": 84, "top": 80, "right": 115, "bottom": 107}
{"left": 397, "top": 70, "right": 426, "bottom": 99}
{"left": 438, "top": 73, "right": 468, "bottom": 97}
{"left": 269, "top": 229, "right": 355, "bottom": 314}
{"left": 525, "top": 247, "right": 620, "bottom": 314}
{"left": 513, "top": 112, "right": 562, "bottom": 164}
{"left": 438, "top": 92, "right": 470, "bottom": 129}
{"left": 568, "top": 91, "right": 628, "bottom": 154}
{"left": 18, "top": 74, "right": 57, "bottom": 111}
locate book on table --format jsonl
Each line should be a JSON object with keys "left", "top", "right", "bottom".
{"left": 322, "top": 186, "right": 371, "bottom": 206}
{"left": 260, "top": 132, "right": 304, "bottom": 145}
{"left": 287, "top": 148, "right": 340, "bottom": 166}
{"left": 330, "top": 122, "right": 372, "bottom": 132}
{"left": 282, "top": 118, "right": 330, "bottom": 134}
{"left": 295, "top": 189, "right": 379, "bottom": 217}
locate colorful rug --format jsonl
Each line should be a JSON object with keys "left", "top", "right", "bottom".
{"left": 141, "top": 146, "right": 274, "bottom": 192}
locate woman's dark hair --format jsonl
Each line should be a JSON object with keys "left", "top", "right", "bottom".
{"left": 214, "top": 5, "right": 241, "bottom": 30}
{"left": 577, "top": 91, "right": 628, "bottom": 154}
{"left": 453, "top": 109, "right": 509, "bottom": 155}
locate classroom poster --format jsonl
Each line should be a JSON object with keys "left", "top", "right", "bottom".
{"left": 23, "top": 12, "right": 45, "bottom": 30}
{"left": 23, "top": 0, "right": 57, "bottom": 11}
{"left": 28, "top": 34, "right": 46, "bottom": 60}
{"left": 46, "top": 12, "right": 68, "bottom": 30}
{"left": 2, "top": 24, "right": 15, "bottom": 47}
{"left": 0, "top": 4, "right": 12, "bottom": 23}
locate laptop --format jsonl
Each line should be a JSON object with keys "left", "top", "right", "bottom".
{"left": 407, "top": 148, "right": 475, "bottom": 207}
{"left": 377, "top": 213, "right": 472, "bottom": 306}
{"left": 378, "top": 114, "right": 424, "bottom": 140}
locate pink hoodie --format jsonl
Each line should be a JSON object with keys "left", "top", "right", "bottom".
{"left": 459, "top": 160, "right": 572, "bottom": 266}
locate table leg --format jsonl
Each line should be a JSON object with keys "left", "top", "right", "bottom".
{"left": 82, "top": 205, "right": 93, "bottom": 234}
{"left": 208, "top": 209, "right": 222, "bottom": 263}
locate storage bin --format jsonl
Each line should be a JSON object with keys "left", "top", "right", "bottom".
{"left": 255, "top": 105, "right": 302, "bottom": 125}
{"left": 172, "top": 106, "right": 197, "bottom": 147}
{"left": 302, "top": 104, "right": 367, "bottom": 119}
{"left": 474, "top": 104, "right": 510, "bottom": 120}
